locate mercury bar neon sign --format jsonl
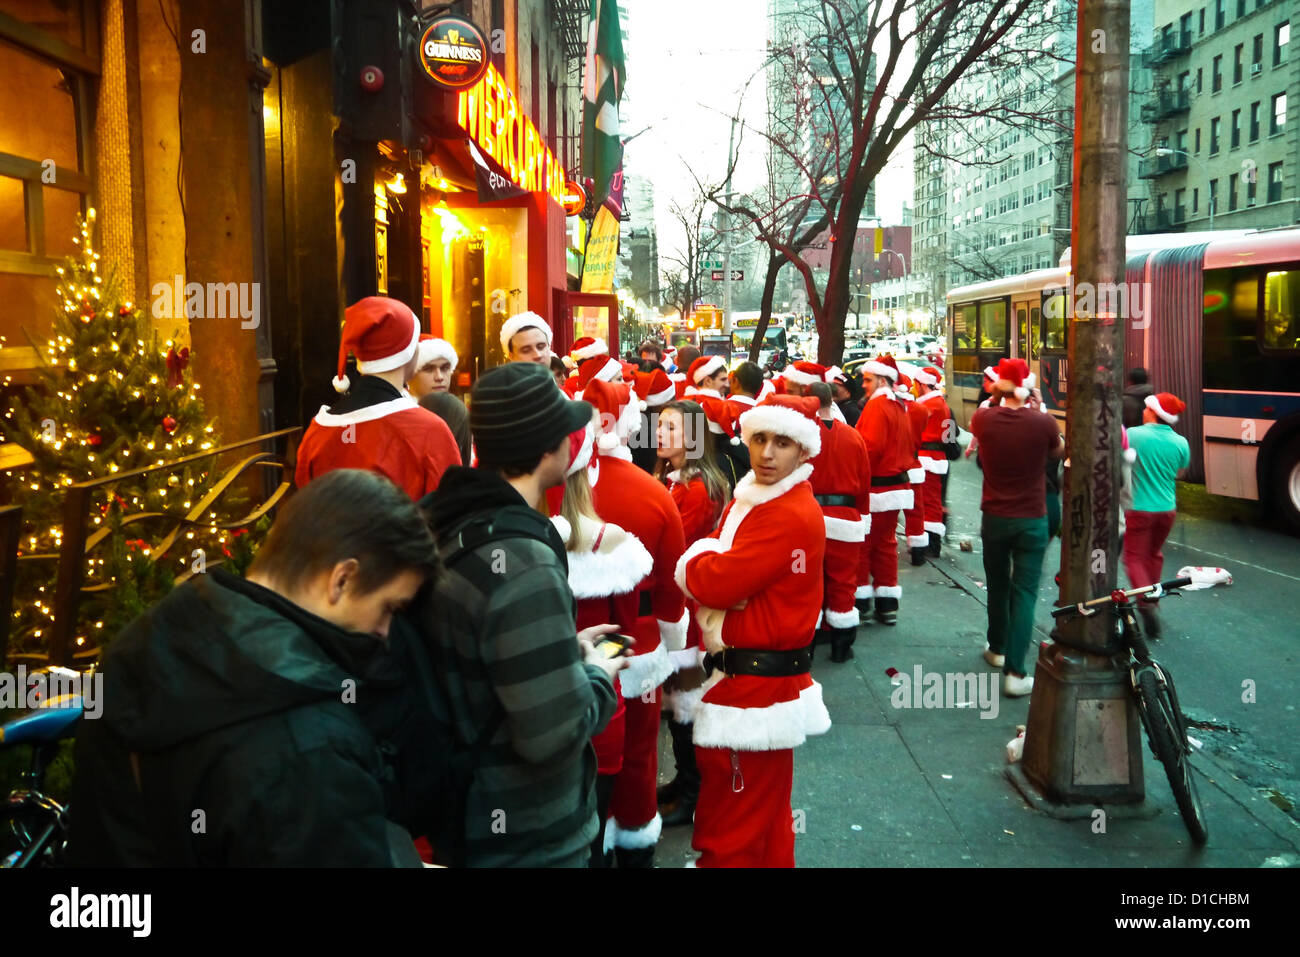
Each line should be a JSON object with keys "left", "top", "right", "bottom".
{"left": 456, "top": 63, "right": 565, "bottom": 204}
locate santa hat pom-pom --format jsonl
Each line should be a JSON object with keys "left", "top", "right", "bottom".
{"left": 638, "top": 398, "right": 648, "bottom": 412}
{"left": 729, "top": 435, "right": 742, "bottom": 446}
{"left": 596, "top": 432, "right": 620, "bottom": 453}
{"left": 332, "top": 374, "right": 350, "bottom": 394}
{"left": 1014, "top": 386, "right": 1029, "bottom": 401}
{"left": 1123, "top": 447, "right": 1137, "bottom": 464}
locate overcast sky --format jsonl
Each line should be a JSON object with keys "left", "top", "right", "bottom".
{"left": 621, "top": 0, "right": 913, "bottom": 262}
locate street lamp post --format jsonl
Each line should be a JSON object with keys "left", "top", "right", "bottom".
{"left": 878, "top": 248, "right": 908, "bottom": 335}
{"left": 1154, "top": 147, "right": 1213, "bottom": 230}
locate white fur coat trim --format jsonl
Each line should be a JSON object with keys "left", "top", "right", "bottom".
{"left": 907, "top": 467, "right": 926, "bottom": 484}
{"left": 620, "top": 642, "right": 673, "bottom": 698}
{"left": 669, "top": 647, "right": 706, "bottom": 671}
{"left": 907, "top": 533, "right": 930, "bottom": 548}
{"left": 658, "top": 608, "right": 690, "bottom": 651}
{"left": 692, "top": 680, "right": 832, "bottom": 751}
{"left": 562, "top": 534, "right": 654, "bottom": 599}
{"left": 869, "top": 488, "right": 914, "bottom": 512}
{"left": 824, "top": 606, "right": 860, "bottom": 628}
{"left": 855, "top": 584, "right": 873, "bottom": 599}
{"left": 666, "top": 684, "right": 706, "bottom": 723}
{"left": 609, "top": 812, "right": 663, "bottom": 849}
{"left": 732, "top": 462, "right": 814, "bottom": 507}
{"left": 873, "top": 585, "right": 902, "bottom": 599}
{"left": 924, "top": 520, "right": 946, "bottom": 535}
{"left": 675, "top": 538, "right": 726, "bottom": 602}
{"left": 921, "top": 456, "right": 949, "bottom": 475}
{"left": 824, "top": 513, "right": 866, "bottom": 543}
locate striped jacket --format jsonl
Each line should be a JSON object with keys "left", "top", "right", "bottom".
{"left": 425, "top": 468, "right": 617, "bottom": 867}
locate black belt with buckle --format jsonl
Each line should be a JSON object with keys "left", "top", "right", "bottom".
{"left": 871, "top": 473, "right": 907, "bottom": 487}
{"left": 638, "top": 590, "right": 652, "bottom": 617}
{"left": 814, "top": 493, "right": 856, "bottom": 508}
{"left": 703, "top": 647, "right": 813, "bottom": 678}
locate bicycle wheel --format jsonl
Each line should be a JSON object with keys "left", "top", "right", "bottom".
{"left": 1136, "top": 669, "right": 1209, "bottom": 845}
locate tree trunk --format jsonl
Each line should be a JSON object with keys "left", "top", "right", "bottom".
{"left": 817, "top": 188, "right": 869, "bottom": 365}
{"left": 750, "top": 252, "right": 784, "bottom": 364}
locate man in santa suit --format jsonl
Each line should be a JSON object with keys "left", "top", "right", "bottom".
{"left": 806, "top": 382, "right": 872, "bottom": 663}
{"left": 295, "top": 297, "right": 461, "bottom": 500}
{"left": 675, "top": 393, "right": 830, "bottom": 867}
{"left": 854, "top": 355, "right": 914, "bottom": 626}
{"left": 562, "top": 338, "right": 614, "bottom": 396}
{"left": 684, "top": 355, "right": 730, "bottom": 398}
{"left": 581, "top": 378, "right": 689, "bottom": 867}
{"left": 727, "top": 361, "right": 764, "bottom": 412}
{"left": 913, "top": 365, "right": 953, "bottom": 558}
{"left": 893, "top": 369, "right": 931, "bottom": 568}
{"left": 500, "top": 311, "right": 554, "bottom": 366}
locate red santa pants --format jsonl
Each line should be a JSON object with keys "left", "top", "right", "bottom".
{"left": 823, "top": 537, "right": 861, "bottom": 624}
{"left": 903, "top": 480, "right": 928, "bottom": 549}
{"left": 692, "top": 747, "right": 795, "bottom": 868}
{"left": 1122, "top": 510, "right": 1177, "bottom": 592}
{"left": 923, "top": 472, "right": 945, "bottom": 536}
{"left": 859, "top": 507, "right": 901, "bottom": 594}
{"left": 609, "top": 685, "right": 661, "bottom": 840}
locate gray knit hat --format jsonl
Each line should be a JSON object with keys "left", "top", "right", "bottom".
{"left": 470, "top": 362, "right": 594, "bottom": 468}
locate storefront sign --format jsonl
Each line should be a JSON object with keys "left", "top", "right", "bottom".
{"left": 456, "top": 63, "right": 566, "bottom": 204}
{"left": 581, "top": 206, "right": 621, "bottom": 293}
{"left": 419, "top": 16, "right": 488, "bottom": 90}
{"left": 562, "top": 180, "right": 587, "bottom": 216}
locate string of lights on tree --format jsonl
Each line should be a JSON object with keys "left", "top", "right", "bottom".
{"left": 0, "top": 210, "right": 261, "bottom": 663}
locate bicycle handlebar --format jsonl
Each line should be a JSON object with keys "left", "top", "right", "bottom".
{"left": 1051, "top": 576, "right": 1194, "bottom": 619}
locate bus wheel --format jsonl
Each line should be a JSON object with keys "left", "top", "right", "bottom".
{"left": 1272, "top": 436, "right": 1300, "bottom": 536}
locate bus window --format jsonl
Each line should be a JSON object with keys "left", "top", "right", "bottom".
{"left": 1262, "top": 269, "right": 1300, "bottom": 351}
{"left": 953, "top": 304, "right": 977, "bottom": 350}
{"left": 979, "top": 301, "right": 1007, "bottom": 351}
{"left": 1016, "top": 305, "right": 1028, "bottom": 359}
{"left": 1029, "top": 306, "right": 1041, "bottom": 362}
{"left": 1042, "top": 291, "right": 1067, "bottom": 350}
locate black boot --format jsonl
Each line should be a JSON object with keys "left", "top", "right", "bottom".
{"left": 660, "top": 719, "right": 699, "bottom": 827}
{"left": 874, "top": 596, "right": 899, "bottom": 626}
{"left": 909, "top": 547, "right": 927, "bottom": 566}
{"left": 927, "top": 532, "right": 941, "bottom": 558}
{"left": 854, "top": 596, "right": 872, "bottom": 619}
{"left": 829, "top": 626, "right": 856, "bottom": 663}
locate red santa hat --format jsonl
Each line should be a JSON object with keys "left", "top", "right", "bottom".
{"left": 823, "top": 365, "right": 848, "bottom": 384}
{"left": 928, "top": 354, "right": 945, "bottom": 370}
{"left": 570, "top": 337, "right": 609, "bottom": 362}
{"left": 739, "top": 393, "right": 822, "bottom": 458}
{"left": 861, "top": 354, "right": 900, "bottom": 380}
{"left": 564, "top": 418, "right": 598, "bottom": 477}
{"left": 1145, "top": 391, "right": 1185, "bottom": 424}
{"left": 415, "top": 334, "right": 458, "bottom": 372}
{"left": 781, "top": 361, "right": 828, "bottom": 387}
{"left": 499, "top": 311, "right": 553, "bottom": 354}
{"left": 687, "top": 354, "right": 727, "bottom": 385}
{"left": 895, "top": 373, "right": 913, "bottom": 391}
{"left": 576, "top": 352, "right": 625, "bottom": 391}
{"left": 918, "top": 366, "right": 941, "bottom": 387}
{"left": 699, "top": 395, "right": 743, "bottom": 446}
{"left": 582, "top": 377, "right": 642, "bottom": 453}
{"left": 332, "top": 296, "right": 421, "bottom": 394}
{"left": 632, "top": 368, "right": 676, "bottom": 408}
{"left": 756, "top": 378, "right": 778, "bottom": 401}
{"left": 994, "top": 357, "right": 1032, "bottom": 400}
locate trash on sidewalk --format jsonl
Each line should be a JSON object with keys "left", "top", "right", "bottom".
{"left": 959, "top": 538, "right": 974, "bottom": 552}
{"left": 1175, "top": 565, "right": 1233, "bottom": 589}
{"left": 1006, "top": 725, "right": 1027, "bottom": 764}
{"left": 1003, "top": 829, "right": 1015, "bottom": 836}
{"left": 941, "top": 773, "right": 953, "bottom": 780}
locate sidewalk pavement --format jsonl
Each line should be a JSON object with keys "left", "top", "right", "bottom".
{"left": 656, "top": 540, "right": 1300, "bottom": 868}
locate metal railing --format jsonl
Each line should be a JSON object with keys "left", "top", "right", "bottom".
{"left": 25, "top": 428, "right": 301, "bottom": 667}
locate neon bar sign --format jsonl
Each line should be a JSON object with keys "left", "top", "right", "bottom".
{"left": 456, "top": 63, "right": 565, "bottom": 204}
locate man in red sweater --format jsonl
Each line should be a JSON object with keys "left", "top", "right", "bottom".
{"left": 676, "top": 393, "right": 830, "bottom": 867}
{"left": 854, "top": 356, "right": 915, "bottom": 625}
{"left": 914, "top": 366, "right": 954, "bottom": 558}
{"left": 295, "top": 297, "right": 461, "bottom": 500}
{"left": 807, "top": 382, "right": 872, "bottom": 663}
{"left": 895, "top": 371, "right": 931, "bottom": 567}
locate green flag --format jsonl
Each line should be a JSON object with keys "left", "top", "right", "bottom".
{"left": 582, "top": 0, "right": 626, "bottom": 210}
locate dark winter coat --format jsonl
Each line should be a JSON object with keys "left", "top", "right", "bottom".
{"left": 67, "top": 569, "right": 433, "bottom": 867}
{"left": 1123, "top": 382, "right": 1155, "bottom": 429}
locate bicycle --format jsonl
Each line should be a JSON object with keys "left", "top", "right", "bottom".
{"left": 1, "top": 689, "right": 84, "bottom": 867}
{"left": 1050, "top": 576, "right": 1210, "bottom": 845}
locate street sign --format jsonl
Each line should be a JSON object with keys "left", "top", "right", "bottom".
{"left": 710, "top": 270, "right": 724, "bottom": 281}
{"left": 702, "top": 259, "right": 724, "bottom": 269}
{"left": 731, "top": 270, "right": 744, "bottom": 281}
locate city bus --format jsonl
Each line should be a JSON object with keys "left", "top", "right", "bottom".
{"left": 945, "top": 228, "right": 1300, "bottom": 532}
{"left": 731, "top": 314, "right": 789, "bottom": 369}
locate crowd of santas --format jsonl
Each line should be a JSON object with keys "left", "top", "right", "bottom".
{"left": 285, "top": 298, "right": 960, "bottom": 867}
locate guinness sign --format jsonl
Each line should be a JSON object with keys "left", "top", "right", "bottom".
{"left": 419, "top": 16, "right": 488, "bottom": 90}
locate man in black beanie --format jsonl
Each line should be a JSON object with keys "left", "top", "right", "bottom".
{"left": 417, "top": 362, "right": 627, "bottom": 866}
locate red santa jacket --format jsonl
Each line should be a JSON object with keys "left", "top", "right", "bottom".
{"left": 669, "top": 373, "right": 688, "bottom": 400}
{"left": 674, "top": 463, "right": 831, "bottom": 751}
{"left": 899, "top": 392, "right": 930, "bottom": 485}
{"left": 294, "top": 396, "right": 461, "bottom": 500}
{"left": 916, "top": 390, "right": 954, "bottom": 476}
{"left": 589, "top": 451, "right": 689, "bottom": 698}
{"left": 854, "top": 387, "right": 915, "bottom": 512}
{"left": 808, "top": 417, "right": 872, "bottom": 544}
{"left": 552, "top": 514, "right": 653, "bottom": 777}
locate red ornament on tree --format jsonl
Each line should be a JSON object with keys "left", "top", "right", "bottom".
{"left": 118, "top": 305, "right": 132, "bottom": 316}
{"left": 80, "top": 301, "right": 95, "bottom": 322}
{"left": 162, "top": 415, "right": 178, "bottom": 433}
{"left": 87, "top": 433, "right": 102, "bottom": 446}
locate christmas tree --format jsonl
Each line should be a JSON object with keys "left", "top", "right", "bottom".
{"left": 0, "top": 210, "right": 261, "bottom": 666}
